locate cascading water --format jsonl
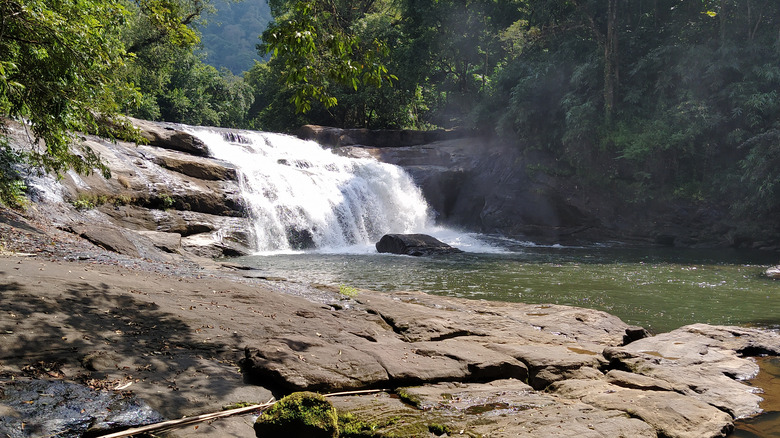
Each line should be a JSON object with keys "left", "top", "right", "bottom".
{"left": 188, "top": 128, "right": 432, "bottom": 253}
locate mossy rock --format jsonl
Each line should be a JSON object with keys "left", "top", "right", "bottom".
{"left": 255, "top": 392, "right": 338, "bottom": 437}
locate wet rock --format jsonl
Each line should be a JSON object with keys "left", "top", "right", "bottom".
{"left": 182, "top": 232, "right": 253, "bottom": 258}
{"left": 375, "top": 233, "right": 463, "bottom": 256}
{"left": 0, "top": 379, "right": 164, "bottom": 438}
{"left": 25, "top": 128, "right": 249, "bottom": 261}
{"left": 286, "top": 227, "right": 316, "bottom": 250}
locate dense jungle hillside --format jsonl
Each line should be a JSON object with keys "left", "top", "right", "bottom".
{"left": 199, "top": 0, "right": 271, "bottom": 74}
{"left": 1, "top": 0, "right": 779, "bottom": 243}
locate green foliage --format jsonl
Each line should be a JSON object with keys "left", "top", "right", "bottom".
{"left": 120, "top": 0, "right": 255, "bottom": 129}
{"left": 254, "top": 392, "right": 338, "bottom": 438}
{"left": 337, "top": 412, "right": 401, "bottom": 437}
{"left": 0, "top": 141, "right": 27, "bottom": 210}
{"left": 737, "top": 129, "right": 780, "bottom": 215}
{"left": 428, "top": 423, "right": 452, "bottom": 436}
{"left": 339, "top": 284, "right": 359, "bottom": 298}
{"left": 156, "top": 193, "right": 175, "bottom": 209}
{"left": 396, "top": 388, "right": 421, "bottom": 408}
{"left": 200, "top": 0, "right": 272, "bottom": 74}
{"left": 222, "top": 400, "right": 259, "bottom": 410}
{"left": 337, "top": 412, "right": 382, "bottom": 437}
{"left": 259, "top": 0, "right": 396, "bottom": 116}
{"left": 0, "top": 0, "right": 128, "bottom": 178}
{"left": 2, "top": 0, "right": 780, "bottom": 233}
{"left": 156, "top": 52, "right": 254, "bottom": 127}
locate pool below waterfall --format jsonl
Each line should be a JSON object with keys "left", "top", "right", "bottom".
{"left": 234, "top": 237, "right": 780, "bottom": 334}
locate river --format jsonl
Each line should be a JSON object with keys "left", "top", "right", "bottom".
{"left": 235, "top": 236, "right": 779, "bottom": 334}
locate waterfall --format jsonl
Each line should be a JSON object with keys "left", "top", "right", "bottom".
{"left": 188, "top": 128, "right": 432, "bottom": 253}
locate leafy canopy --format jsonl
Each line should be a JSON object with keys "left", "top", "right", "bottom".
{"left": 0, "top": 0, "right": 131, "bottom": 177}
{"left": 260, "top": 0, "right": 396, "bottom": 114}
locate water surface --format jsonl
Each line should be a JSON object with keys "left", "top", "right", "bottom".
{"left": 236, "top": 239, "right": 779, "bottom": 334}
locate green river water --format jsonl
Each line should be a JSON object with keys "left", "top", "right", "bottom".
{"left": 237, "top": 243, "right": 780, "bottom": 334}
{"left": 235, "top": 241, "right": 780, "bottom": 436}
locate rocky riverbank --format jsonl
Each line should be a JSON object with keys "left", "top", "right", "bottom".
{"left": 1, "top": 205, "right": 779, "bottom": 437}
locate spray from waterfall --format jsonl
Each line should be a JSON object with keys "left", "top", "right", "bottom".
{"left": 188, "top": 128, "right": 432, "bottom": 253}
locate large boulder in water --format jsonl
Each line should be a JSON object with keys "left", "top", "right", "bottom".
{"left": 765, "top": 265, "right": 780, "bottom": 279}
{"left": 375, "top": 233, "right": 463, "bottom": 256}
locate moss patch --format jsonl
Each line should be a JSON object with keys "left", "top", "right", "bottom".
{"left": 396, "top": 388, "right": 422, "bottom": 408}
{"left": 254, "top": 392, "right": 338, "bottom": 438}
{"left": 428, "top": 423, "right": 452, "bottom": 436}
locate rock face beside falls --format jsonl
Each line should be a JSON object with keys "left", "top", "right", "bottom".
{"left": 7, "top": 118, "right": 253, "bottom": 260}
{"left": 375, "top": 233, "right": 463, "bottom": 256}
{"left": 299, "top": 125, "right": 780, "bottom": 248}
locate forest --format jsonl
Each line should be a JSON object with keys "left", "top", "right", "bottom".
{"left": 1, "top": 0, "right": 780, "bottom": 230}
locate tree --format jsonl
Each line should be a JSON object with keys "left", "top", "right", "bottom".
{"left": 259, "top": 0, "right": 397, "bottom": 115}
{"left": 0, "top": 0, "right": 131, "bottom": 177}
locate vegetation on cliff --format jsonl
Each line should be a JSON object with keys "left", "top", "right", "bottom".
{"left": 249, "top": 0, "right": 780, "bottom": 226}
{"left": 1, "top": 0, "right": 779, "bottom": 239}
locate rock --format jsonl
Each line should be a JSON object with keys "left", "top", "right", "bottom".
{"left": 181, "top": 232, "right": 253, "bottom": 258}
{"left": 623, "top": 325, "right": 651, "bottom": 344}
{"left": 81, "top": 350, "right": 123, "bottom": 372}
{"left": 489, "top": 343, "right": 607, "bottom": 389}
{"left": 129, "top": 117, "right": 209, "bottom": 156}
{"left": 71, "top": 224, "right": 141, "bottom": 258}
{"left": 254, "top": 392, "right": 338, "bottom": 438}
{"left": 330, "top": 380, "right": 657, "bottom": 437}
{"left": 136, "top": 230, "right": 181, "bottom": 253}
{"left": 241, "top": 290, "right": 632, "bottom": 392}
{"left": 297, "top": 125, "right": 468, "bottom": 148}
{"left": 0, "top": 379, "right": 164, "bottom": 438}
{"left": 549, "top": 378, "right": 734, "bottom": 438}
{"left": 239, "top": 289, "right": 779, "bottom": 438}
{"left": 765, "top": 265, "right": 780, "bottom": 279}
{"left": 605, "top": 369, "right": 675, "bottom": 391}
{"left": 341, "top": 138, "right": 594, "bottom": 244}
{"left": 603, "top": 324, "right": 780, "bottom": 419}
{"left": 286, "top": 227, "right": 316, "bottom": 250}
{"left": 375, "top": 233, "right": 463, "bottom": 256}
{"left": 150, "top": 148, "right": 238, "bottom": 181}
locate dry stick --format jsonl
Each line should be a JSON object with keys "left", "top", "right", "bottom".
{"left": 96, "top": 388, "right": 389, "bottom": 438}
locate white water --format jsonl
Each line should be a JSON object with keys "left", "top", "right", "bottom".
{"left": 189, "top": 128, "right": 437, "bottom": 253}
